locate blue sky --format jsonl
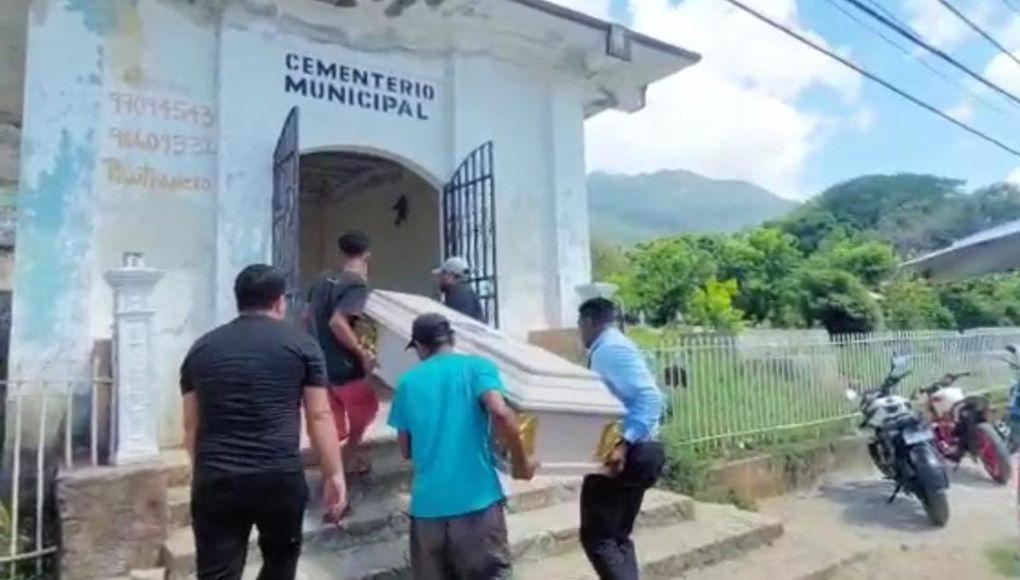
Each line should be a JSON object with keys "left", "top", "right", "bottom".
{"left": 561, "top": 0, "right": 1020, "bottom": 198}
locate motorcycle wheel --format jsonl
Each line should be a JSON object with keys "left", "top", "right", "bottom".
{"left": 974, "top": 422, "right": 1012, "bottom": 484}
{"left": 921, "top": 488, "right": 950, "bottom": 527}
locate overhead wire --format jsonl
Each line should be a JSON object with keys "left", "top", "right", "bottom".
{"left": 718, "top": 0, "right": 1020, "bottom": 158}
{"left": 821, "top": 0, "right": 1006, "bottom": 115}
{"left": 935, "top": 0, "right": 1020, "bottom": 71}
{"left": 998, "top": 0, "right": 1020, "bottom": 18}
{"left": 843, "top": 0, "right": 1020, "bottom": 109}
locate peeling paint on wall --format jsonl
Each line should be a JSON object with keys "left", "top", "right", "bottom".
{"left": 16, "top": 129, "right": 94, "bottom": 344}
{"left": 64, "top": 0, "right": 121, "bottom": 36}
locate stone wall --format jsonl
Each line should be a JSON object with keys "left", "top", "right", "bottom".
{"left": 57, "top": 462, "right": 169, "bottom": 580}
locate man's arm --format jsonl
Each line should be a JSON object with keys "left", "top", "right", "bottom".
{"left": 592, "top": 344, "right": 662, "bottom": 445}
{"left": 328, "top": 310, "right": 371, "bottom": 367}
{"left": 303, "top": 387, "right": 347, "bottom": 520}
{"left": 482, "top": 390, "right": 536, "bottom": 480}
{"left": 182, "top": 392, "right": 199, "bottom": 463}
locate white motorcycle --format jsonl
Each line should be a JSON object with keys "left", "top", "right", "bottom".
{"left": 848, "top": 356, "right": 951, "bottom": 527}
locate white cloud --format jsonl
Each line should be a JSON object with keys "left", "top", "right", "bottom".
{"left": 901, "top": 0, "right": 976, "bottom": 50}
{"left": 580, "top": 0, "right": 863, "bottom": 198}
{"left": 947, "top": 100, "right": 976, "bottom": 122}
{"left": 1009, "top": 167, "right": 1020, "bottom": 184}
{"left": 849, "top": 106, "right": 877, "bottom": 131}
{"left": 985, "top": 49, "right": 1020, "bottom": 95}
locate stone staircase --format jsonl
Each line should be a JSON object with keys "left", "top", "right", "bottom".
{"left": 152, "top": 402, "right": 785, "bottom": 580}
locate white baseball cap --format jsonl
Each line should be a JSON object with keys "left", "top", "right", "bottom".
{"left": 432, "top": 256, "right": 471, "bottom": 277}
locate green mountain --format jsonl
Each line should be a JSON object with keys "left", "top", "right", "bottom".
{"left": 588, "top": 170, "right": 797, "bottom": 246}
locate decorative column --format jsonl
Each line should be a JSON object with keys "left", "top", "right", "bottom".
{"left": 104, "top": 252, "right": 164, "bottom": 465}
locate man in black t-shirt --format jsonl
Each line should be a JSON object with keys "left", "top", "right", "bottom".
{"left": 180, "top": 264, "right": 346, "bottom": 580}
{"left": 433, "top": 256, "right": 486, "bottom": 323}
{"left": 304, "top": 231, "right": 379, "bottom": 476}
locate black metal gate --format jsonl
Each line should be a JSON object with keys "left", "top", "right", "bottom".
{"left": 443, "top": 142, "right": 498, "bottom": 326}
{"left": 272, "top": 107, "right": 301, "bottom": 315}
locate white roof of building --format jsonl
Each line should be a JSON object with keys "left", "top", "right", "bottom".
{"left": 901, "top": 218, "right": 1020, "bottom": 281}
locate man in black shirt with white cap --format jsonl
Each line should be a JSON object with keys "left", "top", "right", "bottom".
{"left": 433, "top": 256, "right": 485, "bottom": 323}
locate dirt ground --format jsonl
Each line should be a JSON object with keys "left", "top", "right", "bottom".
{"left": 759, "top": 461, "right": 1019, "bottom": 579}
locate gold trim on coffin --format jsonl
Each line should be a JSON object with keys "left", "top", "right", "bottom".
{"left": 595, "top": 421, "right": 623, "bottom": 463}
{"left": 493, "top": 414, "right": 538, "bottom": 471}
{"left": 355, "top": 317, "right": 378, "bottom": 358}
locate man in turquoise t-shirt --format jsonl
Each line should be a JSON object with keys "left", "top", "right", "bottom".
{"left": 388, "top": 313, "right": 536, "bottom": 580}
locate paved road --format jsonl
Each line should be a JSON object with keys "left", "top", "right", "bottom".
{"left": 759, "top": 462, "right": 1017, "bottom": 579}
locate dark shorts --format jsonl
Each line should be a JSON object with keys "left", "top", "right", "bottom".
{"left": 409, "top": 501, "right": 512, "bottom": 580}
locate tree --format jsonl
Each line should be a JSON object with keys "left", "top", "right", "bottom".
{"left": 591, "top": 239, "right": 630, "bottom": 282}
{"left": 687, "top": 278, "right": 744, "bottom": 331}
{"left": 812, "top": 237, "right": 896, "bottom": 288}
{"left": 883, "top": 278, "right": 955, "bottom": 330}
{"left": 938, "top": 274, "right": 1020, "bottom": 329}
{"left": 628, "top": 236, "right": 715, "bottom": 325}
{"left": 717, "top": 228, "right": 805, "bottom": 327}
{"left": 798, "top": 268, "right": 883, "bottom": 334}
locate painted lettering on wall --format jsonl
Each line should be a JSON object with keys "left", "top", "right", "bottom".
{"left": 103, "top": 158, "right": 213, "bottom": 192}
{"left": 109, "top": 128, "right": 217, "bottom": 156}
{"left": 109, "top": 92, "right": 216, "bottom": 127}
{"left": 283, "top": 53, "right": 436, "bottom": 121}
{"left": 103, "top": 90, "right": 218, "bottom": 193}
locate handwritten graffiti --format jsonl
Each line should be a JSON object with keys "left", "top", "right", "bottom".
{"left": 103, "top": 158, "right": 213, "bottom": 193}
{"left": 109, "top": 92, "right": 216, "bottom": 127}
{"left": 109, "top": 128, "right": 217, "bottom": 156}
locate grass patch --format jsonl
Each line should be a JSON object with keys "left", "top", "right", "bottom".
{"left": 985, "top": 542, "right": 1020, "bottom": 578}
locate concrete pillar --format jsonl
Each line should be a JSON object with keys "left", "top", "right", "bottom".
{"left": 104, "top": 253, "right": 164, "bottom": 465}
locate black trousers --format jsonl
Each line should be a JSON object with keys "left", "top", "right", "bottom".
{"left": 409, "top": 501, "right": 513, "bottom": 580}
{"left": 580, "top": 442, "right": 666, "bottom": 580}
{"left": 191, "top": 471, "right": 308, "bottom": 580}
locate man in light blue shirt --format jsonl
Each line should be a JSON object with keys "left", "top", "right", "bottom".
{"left": 388, "top": 313, "right": 536, "bottom": 580}
{"left": 578, "top": 298, "right": 666, "bottom": 580}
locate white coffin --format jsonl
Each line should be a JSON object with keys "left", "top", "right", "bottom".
{"left": 366, "top": 290, "right": 623, "bottom": 475}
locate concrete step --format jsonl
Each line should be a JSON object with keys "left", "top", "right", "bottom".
{"left": 676, "top": 525, "right": 869, "bottom": 580}
{"left": 168, "top": 485, "right": 190, "bottom": 528}
{"left": 514, "top": 503, "right": 784, "bottom": 580}
{"left": 164, "top": 487, "right": 693, "bottom": 580}
{"left": 161, "top": 475, "right": 597, "bottom": 579}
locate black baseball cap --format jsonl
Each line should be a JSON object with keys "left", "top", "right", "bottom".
{"left": 406, "top": 313, "right": 455, "bottom": 349}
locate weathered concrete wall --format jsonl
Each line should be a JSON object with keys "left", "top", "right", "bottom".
{"left": 12, "top": 1, "right": 219, "bottom": 447}
{"left": 0, "top": 1, "right": 27, "bottom": 298}
{"left": 57, "top": 461, "right": 169, "bottom": 580}
{"left": 0, "top": 0, "right": 28, "bottom": 126}
{"left": 13, "top": 0, "right": 601, "bottom": 447}
{"left": 705, "top": 437, "right": 873, "bottom": 502}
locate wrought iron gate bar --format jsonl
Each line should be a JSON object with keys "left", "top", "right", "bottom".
{"left": 442, "top": 142, "right": 498, "bottom": 327}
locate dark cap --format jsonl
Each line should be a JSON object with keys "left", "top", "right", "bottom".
{"left": 406, "top": 313, "right": 454, "bottom": 349}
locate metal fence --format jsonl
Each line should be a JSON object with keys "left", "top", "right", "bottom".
{"left": 644, "top": 329, "right": 1020, "bottom": 452}
{"left": 1, "top": 375, "right": 113, "bottom": 579}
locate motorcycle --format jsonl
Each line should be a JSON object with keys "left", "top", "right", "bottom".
{"left": 847, "top": 355, "right": 951, "bottom": 527}
{"left": 915, "top": 372, "right": 1012, "bottom": 484}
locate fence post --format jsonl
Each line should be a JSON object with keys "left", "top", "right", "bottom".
{"left": 103, "top": 253, "right": 164, "bottom": 465}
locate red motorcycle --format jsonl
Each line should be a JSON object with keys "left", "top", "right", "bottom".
{"left": 916, "top": 372, "right": 1012, "bottom": 485}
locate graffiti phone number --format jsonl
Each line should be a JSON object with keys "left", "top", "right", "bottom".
{"left": 108, "top": 92, "right": 216, "bottom": 127}
{"left": 109, "top": 128, "right": 217, "bottom": 156}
